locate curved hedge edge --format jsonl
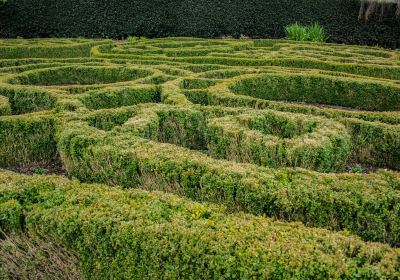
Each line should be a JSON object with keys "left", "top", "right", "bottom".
{"left": 79, "top": 86, "right": 161, "bottom": 110}
{"left": 206, "top": 110, "right": 351, "bottom": 172}
{"left": 57, "top": 107, "right": 400, "bottom": 246}
{"left": 93, "top": 44, "right": 400, "bottom": 80}
{"left": 204, "top": 82, "right": 400, "bottom": 170}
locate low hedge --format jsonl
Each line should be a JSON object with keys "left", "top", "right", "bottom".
{"left": 0, "top": 87, "right": 56, "bottom": 115}
{"left": 7, "top": 66, "right": 152, "bottom": 86}
{"left": 229, "top": 73, "right": 400, "bottom": 111}
{"left": 207, "top": 110, "right": 351, "bottom": 172}
{"left": 0, "top": 39, "right": 111, "bottom": 59}
{"left": 0, "top": 114, "right": 57, "bottom": 167}
{"left": 204, "top": 81, "right": 400, "bottom": 170}
{"left": 80, "top": 86, "right": 161, "bottom": 110}
{"left": 57, "top": 104, "right": 400, "bottom": 246}
{"left": 1, "top": 170, "right": 399, "bottom": 279}
{"left": 92, "top": 42, "right": 400, "bottom": 81}
{"left": 0, "top": 38, "right": 399, "bottom": 264}
{"left": 344, "top": 118, "right": 400, "bottom": 169}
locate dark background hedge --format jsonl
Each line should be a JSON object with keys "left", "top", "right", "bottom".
{"left": 1, "top": 0, "right": 399, "bottom": 48}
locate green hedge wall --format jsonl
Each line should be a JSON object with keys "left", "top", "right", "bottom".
{"left": 0, "top": 40, "right": 111, "bottom": 59}
{"left": 206, "top": 111, "right": 352, "bottom": 172}
{"left": 1, "top": 0, "right": 399, "bottom": 47}
{"left": 1, "top": 170, "right": 399, "bottom": 279}
{"left": 0, "top": 115, "right": 57, "bottom": 167}
{"left": 56, "top": 105, "right": 400, "bottom": 247}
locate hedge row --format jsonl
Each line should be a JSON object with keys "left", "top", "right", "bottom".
{"left": 0, "top": 86, "right": 56, "bottom": 115}
{"left": 7, "top": 65, "right": 152, "bottom": 86}
{"left": 1, "top": 170, "right": 399, "bottom": 279}
{"left": 203, "top": 80, "right": 400, "bottom": 170}
{"left": 1, "top": 0, "right": 400, "bottom": 47}
{"left": 1, "top": 38, "right": 399, "bottom": 252}
{"left": 229, "top": 73, "right": 400, "bottom": 111}
{"left": 206, "top": 110, "right": 351, "bottom": 172}
{"left": 0, "top": 39, "right": 111, "bottom": 59}
{"left": 0, "top": 114, "right": 57, "bottom": 167}
{"left": 92, "top": 43, "right": 400, "bottom": 81}
{"left": 57, "top": 104, "right": 400, "bottom": 246}
{"left": 80, "top": 86, "right": 161, "bottom": 110}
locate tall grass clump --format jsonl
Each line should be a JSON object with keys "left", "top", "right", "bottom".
{"left": 307, "top": 23, "right": 327, "bottom": 42}
{"left": 285, "top": 23, "right": 308, "bottom": 41}
{"left": 285, "top": 23, "right": 327, "bottom": 42}
{"left": 127, "top": 36, "right": 147, "bottom": 44}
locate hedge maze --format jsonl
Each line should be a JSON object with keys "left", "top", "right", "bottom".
{"left": 1, "top": 38, "right": 400, "bottom": 278}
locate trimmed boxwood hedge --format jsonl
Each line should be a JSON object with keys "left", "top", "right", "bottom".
{"left": 7, "top": 66, "right": 152, "bottom": 86}
{"left": 0, "top": 39, "right": 111, "bottom": 59}
{"left": 229, "top": 73, "right": 400, "bottom": 111}
{"left": 0, "top": 87, "right": 56, "bottom": 115}
{"left": 204, "top": 78, "right": 400, "bottom": 170}
{"left": 1, "top": 38, "right": 400, "bottom": 272}
{"left": 57, "top": 104, "right": 400, "bottom": 247}
{"left": 1, "top": 0, "right": 400, "bottom": 47}
{"left": 80, "top": 86, "right": 161, "bottom": 110}
{"left": 1, "top": 170, "right": 399, "bottom": 279}
{"left": 207, "top": 110, "right": 351, "bottom": 172}
{"left": 0, "top": 114, "right": 57, "bottom": 167}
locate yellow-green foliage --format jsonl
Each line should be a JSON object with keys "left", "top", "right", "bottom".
{"left": 207, "top": 110, "right": 351, "bottom": 172}
{"left": 0, "top": 39, "right": 111, "bottom": 59}
{"left": 0, "top": 95, "right": 11, "bottom": 116}
{"left": 56, "top": 106, "right": 400, "bottom": 246}
{"left": 0, "top": 170, "right": 399, "bottom": 279}
{"left": 0, "top": 114, "right": 57, "bottom": 167}
{"left": 0, "top": 38, "right": 400, "bottom": 276}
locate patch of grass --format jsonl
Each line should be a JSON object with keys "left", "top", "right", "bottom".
{"left": 285, "top": 22, "right": 327, "bottom": 42}
{"left": 285, "top": 22, "right": 308, "bottom": 41}
{"left": 0, "top": 231, "right": 83, "bottom": 280}
{"left": 307, "top": 23, "right": 327, "bottom": 42}
{"left": 127, "top": 36, "right": 147, "bottom": 44}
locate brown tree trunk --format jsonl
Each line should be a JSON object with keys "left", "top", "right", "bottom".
{"left": 365, "top": 1, "right": 377, "bottom": 21}
{"left": 359, "top": 0, "right": 367, "bottom": 20}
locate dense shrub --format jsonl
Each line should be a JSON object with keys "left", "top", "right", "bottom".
{"left": 80, "top": 86, "right": 161, "bottom": 110}
{"left": 207, "top": 110, "right": 351, "bottom": 172}
{"left": 0, "top": 87, "right": 56, "bottom": 115}
{"left": 0, "top": 39, "right": 111, "bottom": 59}
{"left": 1, "top": 37, "right": 399, "bottom": 257}
{"left": 0, "top": 0, "right": 399, "bottom": 47}
{"left": 0, "top": 115, "right": 57, "bottom": 167}
{"left": 8, "top": 66, "right": 152, "bottom": 86}
{"left": 284, "top": 22, "right": 328, "bottom": 43}
{"left": 0, "top": 170, "right": 399, "bottom": 279}
{"left": 57, "top": 104, "right": 400, "bottom": 246}
{"left": 229, "top": 73, "right": 400, "bottom": 111}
